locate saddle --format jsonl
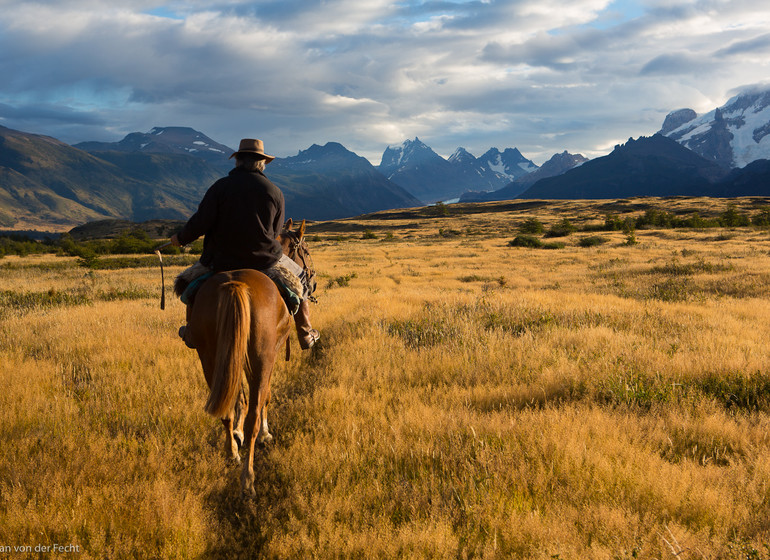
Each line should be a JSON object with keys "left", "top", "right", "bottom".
{"left": 174, "top": 261, "right": 303, "bottom": 315}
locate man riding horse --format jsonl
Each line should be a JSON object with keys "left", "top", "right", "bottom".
{"left": 170, "top": 138, "right": 319, "bottom": 350}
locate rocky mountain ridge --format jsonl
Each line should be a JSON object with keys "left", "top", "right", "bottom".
{"left": 378, "top": 138, "right": 539, "bottom": 203}
{"left": 460, "top": 150, "right": 589, "bottom": 202}
{"left": 75, "top": 126, "right": 235, "bottom": 172}
{"left": 660, "top": 87, "right": 770, "bottom": 168}
{"left": 516, "top": 134, "right": 764, "bottom": 200}
{"left": 0, "top": 126, "right": 422, "bottom": 230}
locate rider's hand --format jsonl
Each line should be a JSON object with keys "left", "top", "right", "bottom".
{"left": 170, "top": 234, "right": 181, "bottom": 247}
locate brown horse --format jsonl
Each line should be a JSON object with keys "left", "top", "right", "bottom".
{"left": 184, "top": 219, "right": 313, "bottom": 496}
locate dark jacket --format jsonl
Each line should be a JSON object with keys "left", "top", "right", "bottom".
{"left": 176, "top": 167, "right": 285, "bottom": 272}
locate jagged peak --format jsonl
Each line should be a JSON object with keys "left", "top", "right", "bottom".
{"left": 660, "top": 109, "right": 697, "bottom": 135}
{"left": 448, "top": 147, "right": 475, "bottom": 164}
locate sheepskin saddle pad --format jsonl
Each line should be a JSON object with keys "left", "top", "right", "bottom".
{"left": 174, "top": 261, "right": 303, "bottom": 314}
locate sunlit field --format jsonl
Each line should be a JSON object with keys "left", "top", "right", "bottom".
{"left": 2, "top": 197, "right": 770, "bottom": 558}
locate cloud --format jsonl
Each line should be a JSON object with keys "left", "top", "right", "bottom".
{"left": 715, "top": 32, "right": 770, "bottom": 57}
{"left": 0, "top": 0, "right": 769, "bottom": 164}
{"left": 0, "top": 102, "right": 106, "bottom": 125}
{"left": 640, "top": 53, "right": 714, "bottom": 76}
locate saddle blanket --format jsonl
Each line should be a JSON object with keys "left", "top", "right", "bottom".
{"left": 174, "top": 259, "right": 304, "bottom": 315}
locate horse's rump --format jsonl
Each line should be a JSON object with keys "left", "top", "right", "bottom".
{"left": 189, "top": 270, "right": 290, "bottom": 418}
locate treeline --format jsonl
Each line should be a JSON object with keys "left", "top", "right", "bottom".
{"left": 599, "top": 205, "right": 769, "bottom": 231}
{"left": 519, "top": 204, "right": 770, "bottom": 238}
{"left": 0, "top": 228, "right": 202, "bottom": 259}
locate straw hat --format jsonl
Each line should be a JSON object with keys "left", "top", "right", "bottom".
{"left": 229, "top": 138, "right": 275, "bottom": 162}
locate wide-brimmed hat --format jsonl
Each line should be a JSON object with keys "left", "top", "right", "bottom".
{"left": 229, "top": 138, "right": 275, "bottom": 162}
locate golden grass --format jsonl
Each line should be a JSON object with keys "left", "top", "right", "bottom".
{"left": 2, "top": 197, "right": 770, "bottom": 558}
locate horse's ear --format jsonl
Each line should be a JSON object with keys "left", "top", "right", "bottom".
{"left": 298, "top": 219, "right": 306, "bottom": 240}
{"left": 284, "top": 218, "right": 293, "bottom": 232}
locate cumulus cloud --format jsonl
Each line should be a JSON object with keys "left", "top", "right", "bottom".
{"left": 0, "top": 0, "right": 769, "bottom": 163}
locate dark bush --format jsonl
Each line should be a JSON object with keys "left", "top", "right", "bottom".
{"left": 719, "top": 205, "right": 750, "bottom": 227}
{"left": 578, "top": 236, "right": 609, "bottom": 248}
{"left": 545, "top": 218, "right": 577, "bottom": 237}
{"left": 752, "top": 207, "right": 770, "bottom": 227}
{"left": 508, "top": 235, "right": 542, "bottom": 248}
{"left": 519, "top": 218, "right": 544, "bottom": 235}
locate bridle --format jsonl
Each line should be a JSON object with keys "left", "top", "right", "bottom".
{"left": 282, "top": 229, "right": 317, "bottom": 302}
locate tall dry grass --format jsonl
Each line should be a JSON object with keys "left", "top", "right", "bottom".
{"left": 2, "top": 198, "right": 770, "bottom": 558}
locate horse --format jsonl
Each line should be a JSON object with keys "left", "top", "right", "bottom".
{"left": 183, "top": 219, "right": 314, "bottom": 497}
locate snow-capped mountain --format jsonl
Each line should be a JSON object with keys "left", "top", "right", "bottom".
{"left": 660, "top": 86, "right": 770, "bottom": 168}
{"left": 378, "top": 138, "right": 538, "bottom": 203}
{"left": 460, "top": 150, "right": 587, "bottom": 202}
{"left": 75, "top": 126, "right": 235, "bottom": 171}
{"left": 448, "top": 147, "right": 535, "bottom": 192}
{"left": 379, "top": 137, "right": 446, "bottom": 171}
{"left": 478, "top": 147, "right": 538, "bottom": 181}
{"left": 378, "top": 138, "right": 462, "bottom": 202}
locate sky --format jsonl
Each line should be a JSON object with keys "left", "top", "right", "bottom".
{"left": 1, "top": 0, "right": 769, "bottom": 166}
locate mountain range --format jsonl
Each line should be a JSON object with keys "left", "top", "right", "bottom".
{"left": 378, "top": 138, "right": 537, "bottom": 202}
{"left": 459, "top": 151, "right": 590, "bottom": 202}
{"left": 3, "top": 85, "right": 770, "bottom": 232}
{"left": 0, "top": 126, "right": 425, "bottom": 230}
{"left": 518, "top": 134, "right": 731, "bottom": 199}
{"left": 459, "top": 87, "right": 770, "bottom": 202}
{"left": 0, "top": 125, "right": 218, "bottom": 230}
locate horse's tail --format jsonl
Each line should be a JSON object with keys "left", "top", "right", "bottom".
{"left": 205, "top": 280, "right": 251, "bottom": 418}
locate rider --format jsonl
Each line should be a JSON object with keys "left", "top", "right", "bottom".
{"left": 170, "top": 138, "right": 320, "bottom": 350}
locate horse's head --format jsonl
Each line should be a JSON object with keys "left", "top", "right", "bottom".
{"left": 280, "top": 219, "right": 317, "bottom": 298}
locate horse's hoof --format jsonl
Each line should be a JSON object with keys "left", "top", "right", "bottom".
{"left": 257, "top": 432, "right": 273, "bottom": 446}
{"left": 233, "top": 430, "right": 244, "bottom": 449}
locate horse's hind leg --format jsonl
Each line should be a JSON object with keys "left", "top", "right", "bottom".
{"left": 220, "top": 411, "right": 240, "bottom": 464}
{"left": 241, "top": 357, "right": 275, "bottom": 498}
{"left": 257, "top": 387, "right": 272, "bottom": 445}
{"left": 232, "top": 381, "right": 248, "bottom": 450}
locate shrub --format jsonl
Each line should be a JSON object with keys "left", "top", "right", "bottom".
{"left": 603, "top": 214, "right": 634, "bottom": 232}
{"left": 326, "top": 273, "right": 357, "bottom": 288}
{"left": 74, "top": 247, "right": 101, "bottom": 269}
{"left": 508, "top": 235, "right": 542, "bottom": 248}
{"left": 545, "top": 219, "right": 577, "bottom": 237}
{"left": 429, "top": 202, "right": 450, "bottom": 217}
{"left": 519, "top": 218, "right": 544, "bottom": 234}
{"left": 678, "top": 212, "right": 713, "bottom": 228}
{"left": 110, "top": 229, "right": 157, "bottom": 254}
{"left": 578, "top": 236, "right": 609, "bottom": 248}
{"left": 636, "top": 208, "right": 674, "bottom": 229}
{"left": 752, "top": 207, "right": 770, "bottom": 227}
{"left": 719, "top": 205, "right": 750, "bottom": 227}
{"left": 362, "top": 230, "right": 377, "bottom": 240}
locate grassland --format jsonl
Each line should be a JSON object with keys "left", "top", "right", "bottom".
{"left": 2, "top": 197, "right": 770, "bottom": 558}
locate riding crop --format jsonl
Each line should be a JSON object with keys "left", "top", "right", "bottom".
{"left": 154, "top": 241, "right": 172, "bottom": 310}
